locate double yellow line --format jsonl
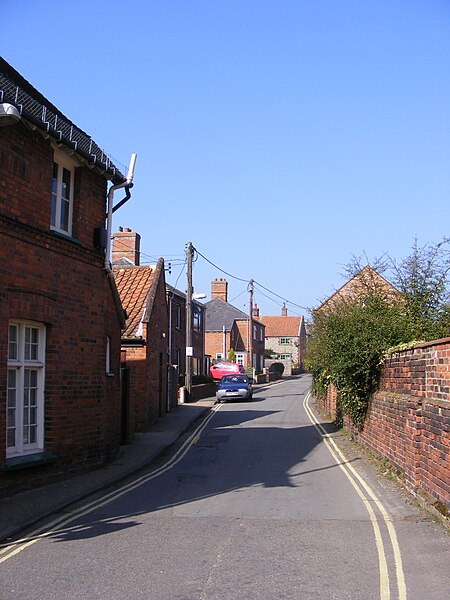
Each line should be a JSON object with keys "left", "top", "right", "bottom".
{"left": 0, "top": 403, "right": 223, "bottom": 564}
{"left": 303, "top": 390, "right": 407, "bottom": 600}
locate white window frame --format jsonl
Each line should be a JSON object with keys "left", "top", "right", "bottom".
{"left": 236, "top": 353, "right": 245, "bottom": 366}
{"left": 280, "top": 337, "right": 291, "bottom": 345}
{"left": 51, "top": 152, "right": 75, "bottom": 236}
{"left": 7, "top": 321, "right": 46, "bottom": 457}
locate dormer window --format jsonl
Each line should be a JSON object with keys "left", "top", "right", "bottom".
{"left": 51, "top": 153, "right": 74, "bottom": 235}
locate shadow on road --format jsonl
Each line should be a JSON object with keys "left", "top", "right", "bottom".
{"left": 38, "top": 394, "right": 360, "bottom": 544}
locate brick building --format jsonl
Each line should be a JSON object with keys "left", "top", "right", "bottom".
{"left": 258, "top": 305, "right": 307, "bottom": 372}
{"left": 112, "top": 250, "right": 169, "bottom": 433}
{"left": 166, "top": 284, "right": 206, "bottom": 380}
{"left": 315, "top": 265, "right": 400, "bottom": 314}
{"left": 0, "top": 59, "right": 130, "bottom": 495}
{"left": 204, "top": 278, "right": 265, "bottom": 372}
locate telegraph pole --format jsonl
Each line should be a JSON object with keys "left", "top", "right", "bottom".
{"left": 249, "top": 278, "right": 254, "bottom": 373}
{"left": 185, "top": 241, "right": 193, "bottom": 398}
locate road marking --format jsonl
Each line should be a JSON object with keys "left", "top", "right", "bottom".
{"left": 0, "top": 403, "right": 223, "bottom": 564}
{"left": 304, "top": 390, "right": 407, "bottom": 600}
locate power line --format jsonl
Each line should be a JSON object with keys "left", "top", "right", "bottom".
{"left": 252, "top": 286, "right": 304, "bottom": 317}
{"left": 193, "top": 247, "right": 249, "bottom": 283}
{"left": 173, "top": 259, "right": 187, "bottom": 290}
{"left": 111, "top": 237, "right": 185, "bottom": 265}
{"left": 253, "top": 280, "right": 309, "bottom": 311}
{"left": 194, "top": 245, "right": 309, "bottom": 312}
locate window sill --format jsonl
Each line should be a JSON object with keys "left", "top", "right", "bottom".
{"left": 5, "top": 452, "right": 58, "bottom": 472}
{"left": 106, "top": 372, "right": 115, "bottom": 377}
{"left": 49, "top": 229, "right": 82, "bottom": 246}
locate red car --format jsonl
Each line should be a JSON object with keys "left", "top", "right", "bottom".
{"left": 210, "top": 362, "right": 246, "bottom": 381}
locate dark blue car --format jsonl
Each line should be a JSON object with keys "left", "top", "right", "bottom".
{"left": 215, "top": 374, "right": 253, "bottom": 402}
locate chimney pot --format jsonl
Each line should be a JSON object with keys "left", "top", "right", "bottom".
{"left": 112, "top": 228, "right": 141, "bottom": 266}
{"left": 211, "top": 278, "right": 228, "bottom": 302}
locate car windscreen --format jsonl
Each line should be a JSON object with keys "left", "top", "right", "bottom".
{"left": 221, "top": 376, "right": 248, "bottom": 384}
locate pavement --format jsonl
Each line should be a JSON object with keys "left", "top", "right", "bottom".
{"left": 0, "top": 396, "right": 217, "bottom": 542}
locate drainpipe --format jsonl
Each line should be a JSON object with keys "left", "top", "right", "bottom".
{"left": 104, "top": 153, "right": 137, "bottom": 271}
{"left": 167, "top": 292, "right": 173, "bottom": 412}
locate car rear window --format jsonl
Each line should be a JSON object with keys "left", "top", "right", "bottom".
{"left": 222, "top": 375, "right": 248, "bottom": 384}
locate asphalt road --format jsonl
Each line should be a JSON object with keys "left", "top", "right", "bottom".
{"left": 1, "top": 375, "right": 448, "bottom": 599}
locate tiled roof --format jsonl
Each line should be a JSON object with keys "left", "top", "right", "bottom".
{"left": 258, "top": 316, "right": 302, "bottom": 337}
{"left": 315, "top": 265, "right": 399, "bottom": 312}
{"left": 113, "top": 265, "right": 156, "bottom": 338}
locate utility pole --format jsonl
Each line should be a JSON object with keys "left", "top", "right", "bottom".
{"left": 248, "top": 278, "right": 253, "bottom": 373}
{"left": 185, "top": 241, "right": 193, "bottom": 398}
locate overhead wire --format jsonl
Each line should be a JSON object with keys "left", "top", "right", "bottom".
{"left": 112, "top": 237, "right": 309, "bottom": 312}
{"left": 193, "top": 247, "right": 249, "bottom": 283}
{"left": 194, "top": 245, "right": 309, "bottom": 312}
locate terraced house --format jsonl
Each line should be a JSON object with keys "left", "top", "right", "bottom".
{"left": 0, "top": 58, "right": 133, "bottom": 495}
{"left": 258, "top": 305, "right": 307, "bottom": 374}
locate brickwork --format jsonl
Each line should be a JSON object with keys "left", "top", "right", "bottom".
{"left": 0, "top": 112, "right": 123, "bottom": 496}
{"left": 143, "top": 267, "right": 169, "bottom": 425}
{"left": 118, "top": 260, "right": 169, "bottom": 433}
{"left": 205, "top": 330, "right": 231, "bottom": 360}
{"left": 317, "top": 338, "right": 450, "bottom": 508}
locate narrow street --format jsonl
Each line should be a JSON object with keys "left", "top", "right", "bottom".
{"left": 1, "top": 375, "right": 448, "bottom": 600}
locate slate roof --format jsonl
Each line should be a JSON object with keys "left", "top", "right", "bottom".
{"left": 204, "top": 298, "right": 249, "bottom": 331}
{"left": 258, "top": 316, "right": 303, "bottom": 337}
{"left": 166, "top": 284, "right": 205, "bottom": 308}
{"left": 113, "top": 265, "right": 157, "bottom": 338}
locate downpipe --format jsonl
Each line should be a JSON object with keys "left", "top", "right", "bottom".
{"left": 104, "top": 153, "right": 137, "bottom": 272}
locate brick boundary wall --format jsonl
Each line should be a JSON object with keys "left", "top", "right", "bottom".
{"left": 316, "top": 338, "right": 450, "bottom": 509}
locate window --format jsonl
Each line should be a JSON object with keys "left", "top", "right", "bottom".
{"left": 106, "top": 336, "right": 112, "bottom": 374}
{"left": 253, "top": 324, "right": 257, "bottom": 340}
{"left": 175, "top": 304, "right": 182, "bottom": 329}
{"left": 236, "top": 353, "right": 245, "bottom": 366}
{"left": 215, "top": 353, "right": 223, "bottom": 361}
{"left": 51, "top": 154, "right": 74, "bottom": 235}
{"left": 280, "top": 337, "right": 291, "bottom": 344}
{"left": 279, "top": 354, "right": 291, "bottom": 360}
{"left": 7, "top": 321, "right": 46, "bottom": 457}
{"left": 193, "top": 307, "right": 201, "bottom": 332}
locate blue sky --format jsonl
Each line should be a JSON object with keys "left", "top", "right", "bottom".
{"left": 2, "top": 1, "right": 449, "bottom": 318}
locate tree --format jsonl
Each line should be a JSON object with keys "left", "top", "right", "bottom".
{"left": 227, "top": 348, "right": 236, "bottom": 362}
{"left": 390, "top": 238, "right": 450, "bottom": 339}
{"left": 306, "top": 238, "right": 450, "bottom": 427}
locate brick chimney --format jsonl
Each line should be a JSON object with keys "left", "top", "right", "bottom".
{"left": 211, "top": 278, "right": 228, "bottom": 302}
{"left": 281, "top": 304, "right": 288, "bottom": 317}
{"left": 253, "top": 304, "right": 260, "bottom": 318}
{"left": 112, "top": 227, "right": 141, "bottom": 266}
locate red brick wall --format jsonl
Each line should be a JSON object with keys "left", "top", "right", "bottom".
{"left": 122, "top": 262, "right": 168, "bottom": 433}
{"left": 318, "top": 339, "right": 450, "bottom": 508}
{"left": 144, "top": 265, "right": 168, "bottom": 425}
{"left": 0, "top": 120, "right": 123, "bottom": 496}
{"left": 205, "top": 330, "right": 230, "bottom": 360}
